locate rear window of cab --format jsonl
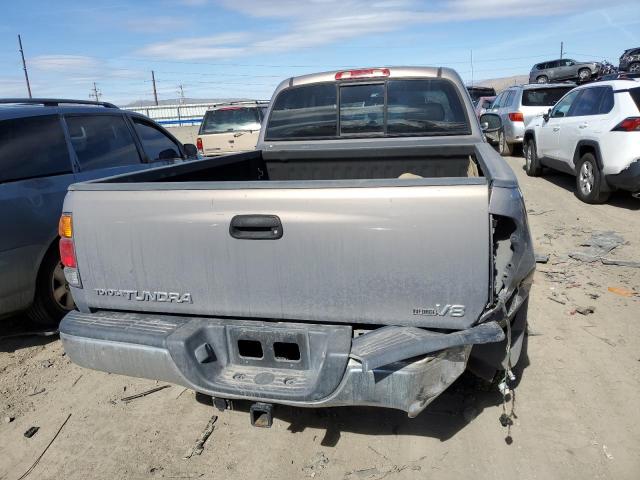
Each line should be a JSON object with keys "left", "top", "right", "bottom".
{"left": 265, "top": 79, "right": 470, "bottom": 140}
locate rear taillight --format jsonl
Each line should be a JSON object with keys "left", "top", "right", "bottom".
{"left": 58, "top": 213, "right": 81, "bottom": 287}
{"left": 612, "top": 117, "right": 640, "bottom": 131}
{"left": 335, "top": 68, "right": 390, "bottom": 80}
{"left": 59, "top": 238, "right": 76, "bottom": 268}
{"left": 196, "top": 137, "right": 203, "bottom": 152}
{"left": 508, "top": 112, "right": 524, "bottom": 122}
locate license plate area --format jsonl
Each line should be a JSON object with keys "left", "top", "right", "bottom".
{"left": 227, "top": 326, "right": 309, "bottom": 370}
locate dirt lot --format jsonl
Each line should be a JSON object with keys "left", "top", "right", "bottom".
{"left": 1, "top": 155, "right": 639, "bottom": 480}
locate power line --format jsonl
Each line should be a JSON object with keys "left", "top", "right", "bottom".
{"left": 17, "top": 34, "right": 32, "bottom": 98}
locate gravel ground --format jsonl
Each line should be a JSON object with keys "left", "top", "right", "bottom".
{"left": 1, "top": 155, "right": 639, "bottom": 480}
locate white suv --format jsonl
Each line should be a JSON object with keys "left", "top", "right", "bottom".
{"left": 523, "top": 79, "right": 640, "bottom": 203}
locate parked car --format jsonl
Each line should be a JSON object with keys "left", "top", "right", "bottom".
{"left": 0, "top": 98, "right": 198, "bottom": 326}
{"left": 619, "top": 47, "right": 640, "bottom": 73}
{"left": 487, "top": 83, "right": 575, "bottom": 155}
{"left": 529, "top": 59, "right": 601, "bottom": 84}
{"left": 196, "top": 101, "right": 269, "bottom": 156}
{"left": 467, "top": 86, "right": 496, "bottom": 106}
{"left": 522, "top": 79, "right": 640, "bottom": 203}
{"left": 59, "top": 67, "right": 534, "bottom": 423}
{"left": 474, "top": 95, "right": 496, "bottom": 118}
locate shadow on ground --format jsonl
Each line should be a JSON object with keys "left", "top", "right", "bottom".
{"left": 197, "top": 336, "right": 530, "bottom": 446}
{"left": 0, "top": 315, "right": 58, "bottom": 353}
{"left": 527, "top": 167, "right": 640, "bottom": 211}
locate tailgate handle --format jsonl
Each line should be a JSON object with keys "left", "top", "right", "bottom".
{"left": 230, "top": 215, "right": 283, "bottom": 240}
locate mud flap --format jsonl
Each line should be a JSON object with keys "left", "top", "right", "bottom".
{"left": 350, "top": 322, "right": 505, "bottom": 371}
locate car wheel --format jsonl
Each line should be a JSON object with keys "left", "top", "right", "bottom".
{"left": 524, "top": 139, "right": 542, "bottom": 177}
{"left": 498, "top": 130, "right": 514, "bottom": 156}
{"left": 26, "top": 244, "right": 75, "bottom": 327}
{"left": 536, "top": 75, "right": 548, "bottom": 84}
{"left": 629, "top": 62, "right": 640, "bottom": 73}
{"left": 578, "top": 68, "right": 591, "bottom": 82}
{"left": 575, "top": 153, "right": 610, "bottom": 204}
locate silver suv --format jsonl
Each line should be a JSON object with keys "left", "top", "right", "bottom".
{"left": 487, "top": 83, "right": 574, "bottom": 155}
{"left": 529, "top": 59, "right": 600, "bottom": 84}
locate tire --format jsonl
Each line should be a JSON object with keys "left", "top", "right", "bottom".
{"left": 524, "top": 139, "right": 542, "bottom": 176}
{"left": 536, "top": 75, "right": 548, "bottom": 84}
{"left": 26, "top": 243, "right": 75, "bottom": 327}
{"left": 498, "top": 129, "right": 514, "bottom": 156}
{"left": 578, "top": 68, "right": 591, "bottom": 82}
{"left": 629, "top": 62, "right": 640, "bottom": 73}
{"left": 575, "top": 153, "right": 610, "bottom": 204}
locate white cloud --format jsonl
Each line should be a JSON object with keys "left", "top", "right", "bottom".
{"left": 125, "top": 16, "right": 190, "bottom": 33}
{"left": 30, "top": 55, "right": 101, "bottom": 72}
{"left": 139, "top": 0, "right": 630, "bottom": 60}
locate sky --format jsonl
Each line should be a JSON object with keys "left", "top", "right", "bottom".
{"left": 1, "top": 0, "right": 639, "bottom": 106}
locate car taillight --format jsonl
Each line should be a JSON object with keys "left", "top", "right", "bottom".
{"left": 59, "top": 237, "right": 76, "bottom": 268}
{"left": 509, "top": 112, "right": 524, "bottom": 122}
{"left": 58, "top": 213, "right": 81, "bottom": 287}
{"left": 196, "top": 137, "right": 203, "bottom": 152}
{"left": 612, "top": 117, "right": 640, "bottom": 131}
{"left": 335, "top": 68, "right": 390, "bottom": 80}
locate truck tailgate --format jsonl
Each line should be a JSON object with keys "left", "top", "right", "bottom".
{"left": 70, "top": 183, "right": 490, "bottom": 329}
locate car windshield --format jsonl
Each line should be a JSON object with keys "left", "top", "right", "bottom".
{"left": 522, "top": 87, "right": 574, "bottom": 106}
{"left": 266, "top": 78, "right": 470, "bottom": 140}
{"left": 200, "top": 107, "right": 261, "bottom": 134}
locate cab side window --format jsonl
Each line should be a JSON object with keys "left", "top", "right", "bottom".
{"left": 65, "top": 114, "right": 140, "bottom": 171}
{"left": 132, "top": 118, "right": 181, "bottom": 162}
{"left": 571, "top": 87, "right": 607, "bottom": 117}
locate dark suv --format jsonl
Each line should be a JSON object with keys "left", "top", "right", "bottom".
{"left": 619, "top": 47, "right": 640, "bottom": 73}
{"left": 0, "top": 99, "right": 198, "bottom": 326}
{"left": 529, "top": 59, "right": 601, "bottom": 84}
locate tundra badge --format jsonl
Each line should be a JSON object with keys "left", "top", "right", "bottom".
{"left": 94, "top": 288, "right": 192, "bottom": 304}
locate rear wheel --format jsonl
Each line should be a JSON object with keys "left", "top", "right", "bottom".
{"left": 536, "top": 75, "right": 548, "bottom": 84}
{"left": 575, "top": 153, "right": 610, "bottom": 204}
{"left": 629, "top": 62, "right": 640, "bottom": 73}
{"left": 498, "top": 130, "right": 514, "bottom": 156}
{"left": 524, "top": 139, "right": 542, "bottom": 176}
{"left": 26, "top": 244, "right": 75, "bottom": 327}
{"left": 578, "top": 68, "right": 591, "bottom": 82}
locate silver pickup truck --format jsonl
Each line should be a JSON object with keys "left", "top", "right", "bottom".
{"left": 59, "top": 67, "right": 535, "bottom": 422}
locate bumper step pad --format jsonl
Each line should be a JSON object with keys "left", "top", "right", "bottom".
{"left": 350, "top": 321, "right": 505, "bottom": 371}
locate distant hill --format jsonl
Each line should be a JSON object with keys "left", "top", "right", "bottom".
{"left": 122, "top": 97, "right": 252, "bottom": 108}
{"left": 470, "top": 75, "right": 530, "bottom": 93}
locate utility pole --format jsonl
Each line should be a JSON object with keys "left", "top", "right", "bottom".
{"left": 90, "top": 82, "right": 102, "bottom": 102}
{"left": 17, "top": 34, "right": 32, "bottom": 98}
{"left": 151, "top": 70, "right": 159, "bottom": 106}
{"left": 178, "top": 84, "right": 185, "bottom": 105}
{"left": 470, "top": 49, "right": 474, "bottom": 87}
{"left": 560, "top": 41, "right": 564, "bottom": 59}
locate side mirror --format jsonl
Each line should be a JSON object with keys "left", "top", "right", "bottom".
{"left": 479, "top": 113, "right": 502, "bottom": 133}
{"left": 183, "top": 143, "right": 198, "bottom": 159}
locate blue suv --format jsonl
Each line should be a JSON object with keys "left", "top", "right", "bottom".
{"left": 0, "top": 98, "right": 198, "bottom": 326}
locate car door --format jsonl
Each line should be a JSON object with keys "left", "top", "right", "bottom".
{"left": 0, "top": 114, "right": 75, "bottom": 315}
{"left": 554, "top": 60, "right": 575, "bottom": 81}
{"left": 65, "top": 113, "right": 146, "bottom": 183}
{"left": 130, "top": 116, "right": 184, "bottom": 166}
{"left": 538, "top": 89, "right": 580, "bottom": 160}
{"left": 558, "top": 86, "right": 610, "bottom": 169}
